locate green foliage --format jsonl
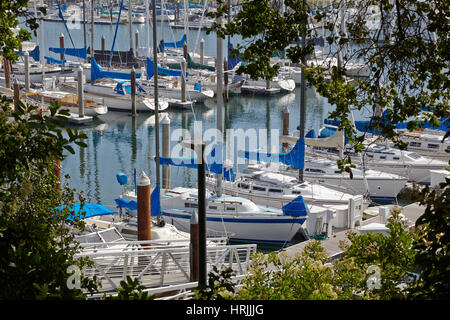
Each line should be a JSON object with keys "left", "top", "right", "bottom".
{"left": 102, "top": 277, "right": 155, "bottom": 300}
{"left": 339, "top": 209, "right": 420, "bottom": 299}
{"left": 237, "top": 241, "right": 340, "bottom": 300}
{"left": 0, "top": 0, "right": 43, "bottom": 61}
{"left": 408, "top": 177, "right": 450, "bottom": 299}
{"left": 0, "top": 97, "right": 96, "bottom": 299}
{"left": 194, "top": 266, "right": 236, "bottom": 300}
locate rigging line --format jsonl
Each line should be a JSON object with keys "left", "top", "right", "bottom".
{"left": 108, "top": 0, "right": 124, "bottom": 71}
{"left": 56, "top": 0, "right": 76, "bottom": 49}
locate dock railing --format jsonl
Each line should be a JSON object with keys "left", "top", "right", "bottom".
{"left": 75, "top": 240, "right": 256, "bottom": 296}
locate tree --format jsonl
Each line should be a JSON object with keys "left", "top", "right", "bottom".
{"left": 0, "top": 0, "right": 43, "bottom": 61}
{"left": 0, "top": 98, "right": 98, "bottom": 299}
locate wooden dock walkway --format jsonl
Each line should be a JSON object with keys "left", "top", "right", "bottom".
{"left": 282, "top": 202, "right": 425, "bottom": 260}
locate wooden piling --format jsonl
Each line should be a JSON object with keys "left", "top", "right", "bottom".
{"left": 3, "top": 57, "right": 10, "bottom": 89}
{"left": 283, "top": 106, "right": 289, "bottom": 152}
{"left": 161, "top": 114, "right": 171, "bottom": 189}
{"left": 131, "top": 67, "right": 137, "bottom": 115}
{"left": 24, "top": 51, "right": 30, "bottom": 92}
{"left": 77, "top": 67, "right": 84, "bottom": 118}
{"left": 59, "top": 33, "right": 65, "bottom": 61}
{"left": 200, "top": 39, "right": 204, "bottom": 65}
{"left": 135, "top": 30, "right": 139, "bottom": 56}
{"left": 181, "top": 58, "right": 186, "bottom": 103}
{"left": 137, "top": 171, "right": 151, "bottom": 241}
{"left": 13, "top": 79, "right": 19, "bottom": 112}
{"left": 101, "top": 35, "right": 105, "bottom": 52}
{"left": 224, "top": 58, "right": 229, "bottom": 101}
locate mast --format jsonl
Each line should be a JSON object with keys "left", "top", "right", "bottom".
{"left": 129, "top": 0, "right": 133, "bottom": 55}
{"left": 152, "top": 0, "right": 160, "bottom": 187}
{"left": 215, "top": 16, "right": 224, "bottom": 197}
{"left": 146, "top": 0, "right": 150, "bottom": 57}
{"left": 83, "top": 0, "right": 87, "bottom": 54}
{"left": 298, "top": 0, "right": 306, "bottom": 183}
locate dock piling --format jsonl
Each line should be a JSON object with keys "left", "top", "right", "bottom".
{"left": 200, "top": 39, "right": 204, "bottom": 65}
{"left": 181, "top": 58, "right": 186, "bottom": 103}
{"left": 77, "top": 66, "right": 84, "bottom": 118}
{"left": 161, "top": 114, "right": 171, "bottom": 189}
{"left": 131, "top": 67, "right": 137, "bottom": 116}
{"left": 137, "top": 171, "right": 151, "bottom": 242}
{"left": 283, "top": 106, "right": 289, "bottom": 152}
{"left": 13, "top": 79, "right": 19, "bottom": 112}
{"left": 24, "top": 51, "right": 30, "bottom": 92}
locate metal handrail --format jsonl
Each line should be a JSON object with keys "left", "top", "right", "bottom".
{"left": 77, "top": 243, "right": 257, "bottom": 294}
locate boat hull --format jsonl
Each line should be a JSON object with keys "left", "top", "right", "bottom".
{"left": 162, "top": 209, "right": 305, "bottom": 245}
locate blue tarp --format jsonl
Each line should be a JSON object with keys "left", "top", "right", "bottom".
{"left": 146, "top": 58, "right": 187, "bottom": 80}
{"left": 238, "top": 138, "right": 305, "bottom": 170}
{"left": 49, "top": 47, "right": 87, "bottom": 59}
{"left": 56, "top": 202, "right": 116, "bottom": 222}
{"left": 282, "top": 196, "right": 308, "bottom": 217}
{"left": 91, "top": 58, "right": 141, "bottom": 82}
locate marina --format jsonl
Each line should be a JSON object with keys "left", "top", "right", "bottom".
{"left": 1, "top": 0, "right": 448, "bottom": 300}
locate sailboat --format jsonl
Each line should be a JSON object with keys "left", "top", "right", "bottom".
{"left": 60, "top": 58, "right": 169, "bottom": 112}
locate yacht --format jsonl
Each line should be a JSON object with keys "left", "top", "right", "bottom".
{"left": 392, "top": 129, "right": 450, "bottom": 160}
{"left": 205, "top": 170, "right": 365, "bottom": 230}
{"left": 115, "top": 181, "right": 322, "bottom": 245}
{"left": 244, "top": 157, "right": 408, "bottom": 202}
{"left": 312, "top": 143, "right": 448, "bottom": 184}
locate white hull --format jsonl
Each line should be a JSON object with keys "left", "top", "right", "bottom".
{"left": 162, "top": 209, "right": 304, "bottom": 244}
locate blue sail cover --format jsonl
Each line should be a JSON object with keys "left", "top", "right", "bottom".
{"left": 158, "top": 143, "right": 235, "bottom": 182}
{"left": 115, "top": 198, "right": 137, "bottom": 211}
{"left": 91, "top": 58, "right": 141, "bottom": 82}
{"left": 163, "top": 34, "right": 187, "bottom": 49}
{"left": 151, "top": 182, "right": 161, "bottom": 216}
{"left": 49, "top": 47, "right": 87, "bottom": 59}
{"left": 146, "top": 58, "right": 187, "bottom": 80}
{"left": 17, "top": 45, "right": 40, "bottom": 62}
{"left": 115, "top": 185, "right": 161, "bottom": 217}
{"left": 56, "top": 202, "right": 116, "bottom": 222}
{"left": 282, "top": 196, "right": 308, "bottom": 217}
{"left": 228, "top": 43, "right": 244, "bottom": 70}
{"left": 239, "top": 138, "right": 305, "bottom": 170}
{"left": 44, "top": 56, "right": 66, "bottom": 65}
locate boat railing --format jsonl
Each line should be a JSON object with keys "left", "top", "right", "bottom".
{"left": 75, "top": 242, "right": 256, "bottom": 295}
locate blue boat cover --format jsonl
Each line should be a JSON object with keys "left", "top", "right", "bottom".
{"left": 228, "top": 43, "right": 244, "bottom": 70}
{"left": 158, "top": 143, "right": 235, "bottom": 182}
{"left": 56, "top": 202, "right": 116, "bottom": 222}
{"left": 239, "top": 138, "right": 305, "bottom": 170}
{"left": 44, "top": 56, "right": 66, "bottom": 65}
{"left": 159, "top": 34, "right": 187, "bottom": 52}
{"left": 115, "top": 198, "right": 137, "bottom": 211}
{"left": 17, "top": 45, "right": 40, "bottom": 62}
{"left": 151, "top": 182, "right": 161, "bottom": 216}
{"left": 91, "top": 58, "right": 141, "bottom": 82}
{"left": 49, "top": 47, "right": 87, "bottom": 59}
{"left": 116, "top": 172, "right": 128, "bottom": 185}
{"left": 305, "top": 129, "right": 316, "bottom": 138}
{"left": 282, "top": 196, "right": 308, "bottom": 217}
{"left": 146, "top": 58, "right": 187, "bottom": 80}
